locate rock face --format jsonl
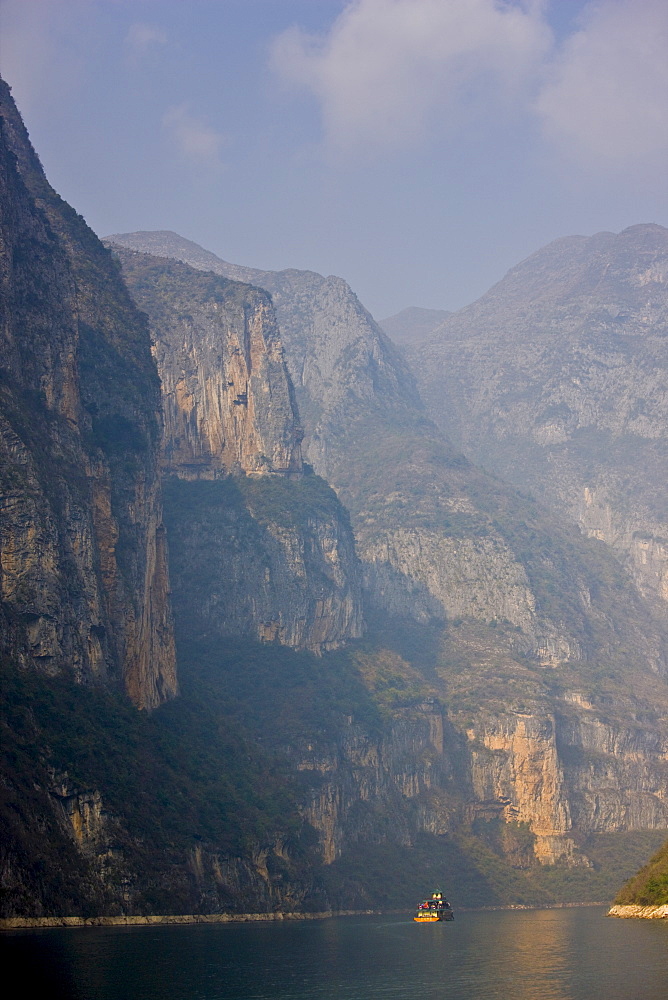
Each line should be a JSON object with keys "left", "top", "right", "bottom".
{"left": 106, "top": 231, "right": 665, "bottom": 659}
{"left": 111, "top": 249, "right": 302, "bottom": 478}
{"left": 468, "top": 703, "right": 668, "bottom": 863}
{"left": 0, "top": 80, "right": 176, "bottom": 708}
{"left": 104, "top": 232, "right": 583, "bottom": 648}
{"left": 163, "top": 476, "right": 363, "bottom": 653}
{"left": 5, "top": 126, "right": 668, "bottom": 911}
{"left": 608, "top": 904, "right": 668, "bottom": 918}
{"left": 110, "top": 247, "right": 363, "bottom": 654}
{"left": 296, "top": 634, "right": 668, "bottom": 866}
{"left": 107, "top": 231, "right": 668, "bottom": 870}
{"left": 297, "top": 699, "right": 461, "bottom": 866}
{"left": 282, "top": 642, "right": 668, "bottom": 872}
{"left": 15, "top": 82, "right": 668, "bottom": 917}
{"left": 414, "top": 225, "right": 668, "bottom": 614}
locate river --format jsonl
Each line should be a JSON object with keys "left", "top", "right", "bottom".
{"left": 2, "top": 907, "right": 667, "bottom": 999}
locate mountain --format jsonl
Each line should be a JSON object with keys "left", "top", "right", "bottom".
{"left": 0, "top": 81, "right": 175, "bottom": 709}
{"left": 4, "top": 72, "right": 668, "bottom": 920}
{"left": 108, "top": 232, "right": 646, "bottom": 653}
{"left": 413, "top": 225, "right": 668, "bottom": 615}
{"left": 109, "top": 231, "right": 668, "bottom": 876}
{"left": 0, "top": 82, "right": 364, "bottom": 916}
{"left": 379, "top": 306, "right": 451, "bottom": 347}
{"left": 111, "top": 246, "right": 363, "bottom": 655}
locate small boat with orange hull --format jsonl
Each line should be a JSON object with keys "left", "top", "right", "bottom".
{"left": 413, "top": 890, "right": 454, "bottom": 922}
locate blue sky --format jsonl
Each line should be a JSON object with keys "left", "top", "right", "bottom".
{"left": 1, "top": 0, "right": 666, "bottom": 319}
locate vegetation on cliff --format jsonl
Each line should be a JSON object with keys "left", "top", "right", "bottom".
{"left": 613, "top": 837, "right": 668, "bottom": 906}
{"left": 1, "top": 636, "right": 290, "bottom": 914}
{"left": 4, "top": 637, "right": 662, "bottom": 917}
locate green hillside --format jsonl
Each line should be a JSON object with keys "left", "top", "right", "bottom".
{"left": 613, "top": 838, "right": 668, "bottom": 906}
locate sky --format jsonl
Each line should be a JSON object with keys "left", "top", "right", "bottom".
{"left": 0, "top": 0, "right": 667, "bottom": 320}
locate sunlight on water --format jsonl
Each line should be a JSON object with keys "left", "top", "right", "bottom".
{"left": 2, "top": 907, "right": 667, "bottom": 1000}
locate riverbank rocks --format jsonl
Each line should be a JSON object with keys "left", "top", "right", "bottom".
{"left": 607, "top": 904, "right": 668, "bottom": 919}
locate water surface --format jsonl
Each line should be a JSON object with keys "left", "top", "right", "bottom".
{"left": 3, "top": 907, "right": 667, "bottom": 1000}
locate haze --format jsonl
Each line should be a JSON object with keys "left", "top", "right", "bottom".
{"left": 0, "top": 0, "right": 666, "bottom": 319}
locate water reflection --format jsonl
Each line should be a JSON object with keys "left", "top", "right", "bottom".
{"left": 473, "top": 908, "right": 572, "bottom": 999}
{"left": 380, "top": 909, "right": 573, "bottom": 1000}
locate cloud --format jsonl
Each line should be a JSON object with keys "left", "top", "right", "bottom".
{"left": 271, "top": 0, "right": 552, "bottom": 153}
{"left": 271, "top": 0, "right": 668, "bottom": 181}
{"left": 535, "top": 0, "right": 668, "bottom": 171}
{"left": 162, "top": 103, "right": 224, "bottom": 169}
{"left": 124, "top": 23, "right": 168, "bottom": 57}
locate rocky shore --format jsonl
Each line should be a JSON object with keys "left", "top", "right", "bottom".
{"left": 607, "top": 904, "right": 668, "bottom": 919}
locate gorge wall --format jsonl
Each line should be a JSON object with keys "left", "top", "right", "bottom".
{"left": 8, "top": 75, "right": 668, "bottom": 920}
{"left": 162, "top": 475, "right": 363, "bottom": 654}
{"left": 108, "top": 232, "right": 668, "bottom": 873}
{"left": 106, "top": 232, "right": 601, "bottom": 654}
{"left": 4, "top": 68, "right": 668, "bottom": 916}
{"left": 115, "top": 250, "right": 303, "bottom": 478}
{"left": 0, "top": 80, "right": 175, "bottom": 709}
{"left": 111, "top": 246, "right": 363, "bottom": 655}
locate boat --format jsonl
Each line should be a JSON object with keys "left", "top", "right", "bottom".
{"left": 413, "top": 890, "right": 454, "bottom": 922}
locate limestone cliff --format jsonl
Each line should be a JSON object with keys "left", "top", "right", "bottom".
{"left": 163, "top": 476, "right": 363, "bottom": 653}
{"left": 297, "top": 699, "right": 460, "bottom": 865}
{"left": 110, "top": 247, "right": 363, "bottom": 654}
{"left": 104, "top": 232, "right": 583, "bottom": 653}
{"left": 106, "top": 230, "right": 668, "bottom": 867}
{"left": 285, "top": 622, "right": 668, "bottom": 870}
{"left": 110, "top": 249, "right": 302, "bottom": 477}
{"left": 0, "top": 80, "right": 176, "bottom": 708}
{"left": 12, "top": 83, "right": 668, "bottom": 919}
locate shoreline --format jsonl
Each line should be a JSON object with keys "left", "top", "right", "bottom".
{"left": 0, "top": 910, "right": 379, "bottom": 931}
{"left": 607, "top": 904, "right": 668, "bottom": 920}
{"left": 1, "top": 901, "right": 607, "bottom": 931}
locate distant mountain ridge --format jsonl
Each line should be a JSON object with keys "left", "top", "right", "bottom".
{"left": 379, "top": 306, "right": 451, "bottom": 347}
{"left": 412, "top": 223, "right": 668, "bottom": 614}
{"left": 106, "top": 229, "right": 319, "bottom": 288}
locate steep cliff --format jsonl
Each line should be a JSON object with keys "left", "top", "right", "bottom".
{"left": 109, "top": 247, "right": 363, "bottom": 654}
{"left": 163, "top": 476, "right": 362, "bottom": 654}
{"left": 106, "top": 231, "right": 668, "bottom": 871}
{"left": 105, "top": 232, "right": 605, "bottom": 654}
{"left": 111, "top": 249, "right": 302, "bottom": 478}
{"left": 0, "top": 80, "right": 175, "bottom": 709}
{"left": 9, "top": 79, "right": 668, "bottom": 921}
